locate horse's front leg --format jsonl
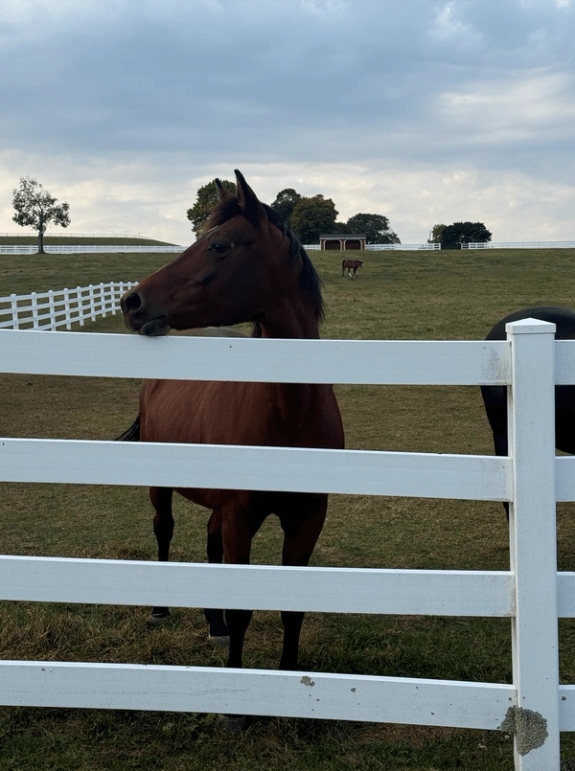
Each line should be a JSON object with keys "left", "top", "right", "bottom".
{"left": 278, "top": 494, "right": 328, "bottom": 671}
{"left": 150, "top": 486, "right": 174, "bottom": 621}
{"left": 204, "top": 509, "right": 230, "bottom": 647}
{"left": 220, "top": 503, "right": 268, "bottom": 669}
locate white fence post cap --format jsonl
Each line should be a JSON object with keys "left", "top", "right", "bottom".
{"left": 505, "top": 318, "right": 556, "bottom": 335}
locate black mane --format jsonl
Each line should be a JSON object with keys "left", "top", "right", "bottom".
{"left": 204, "top": 195, "right": 324, "bottom": 328}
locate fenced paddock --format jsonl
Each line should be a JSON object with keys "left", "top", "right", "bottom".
{"left": 0, "top": 322, "right": 573, "bottom": 770}
{"left": 0, "top": 281, "right": 136, "bottom": 330}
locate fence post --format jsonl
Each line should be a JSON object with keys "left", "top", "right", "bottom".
{"left": 506, "top": 319, "right": 559, "bottom": 770}
{"left": 76, "top": 287, "right": 84, "bottom": 326}
{"left": 10, "top": 294, "right": 19, "bottom": 330}
{"left": 48, "top": 290, "right": 56, "bottom": 330}
{"left": 89, "top": 285, "right": 96, "bottom": 321}
{"left": 63, "top": 288, "right": 71, "bottom": 330}
{"left": 100, "top": 282, "right": 106, "bottom": 317}
{"left": 31, "top": 293, "right": 38, "bottom": 329}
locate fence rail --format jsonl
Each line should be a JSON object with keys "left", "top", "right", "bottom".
{"left": 0, "top": 244, "right": 183, "bottom": 254}
{"left": 0, "top": 281, "right": 136, "bottom": 330}
{"left": 0, "top": 323, "right": 569, "bottom": 769}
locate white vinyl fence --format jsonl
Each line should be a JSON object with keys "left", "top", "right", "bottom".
{"left": 462, "top": 241, "right": 575, "bottom": 250}
{"left": 303, "top": 243, "right": 440, "bottom": 251}
{"left": 0, "top": 281, "right": 136, "bottom": 330}
{"left": 0, "top": 244, "right": 183, "bottom": 254}
{"left": 0, "top": 323, "right": 572, "bottom": 770}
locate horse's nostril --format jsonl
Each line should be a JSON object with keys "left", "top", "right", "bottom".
{"left": 124, "top": 292, "right": 143, "bottom": 312}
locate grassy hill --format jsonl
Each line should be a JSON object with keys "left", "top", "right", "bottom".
{"left": 0, "top": 235, "right": 180, "bottom": 246}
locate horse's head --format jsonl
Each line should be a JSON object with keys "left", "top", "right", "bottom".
{"left": 121, "top": 170, "right": 322, "bottom": 338}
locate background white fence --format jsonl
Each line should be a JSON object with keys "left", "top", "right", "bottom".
{"left": 303, "top": 243, "right": 440, "bottom": 251}
{"left": 303, "top": 241, "right": 575, "bottom": 251}
{"left": 0, "top": 244, "right": 183, "bottom": 254}
{"left": 0, "top": 281, "right": 136, "bottom": 330}
{"left": 462, "top": 241, "right": 575, "bottom": 249}
{"left": 0, "top": 323, "right": 572, "bottom": 770}
{"left": 365, "top": 242, "right": 440, "bottom": 251}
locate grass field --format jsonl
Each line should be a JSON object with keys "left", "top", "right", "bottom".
{"left": 1, "top": 247, "right": 575, "bottom": 769}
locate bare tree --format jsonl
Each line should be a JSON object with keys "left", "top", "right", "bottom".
{"left": 12, "top": 177, "right": 70, "bottom": 254}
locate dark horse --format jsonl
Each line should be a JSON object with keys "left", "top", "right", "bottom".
{"left": 342, "top": 259, "right": 364, "bottom": 278}
{"left": 481, "top": 306, "right": 575, "bottom": 515}
{"left": 120, "top": 170, "right": 344, "bottom": 673}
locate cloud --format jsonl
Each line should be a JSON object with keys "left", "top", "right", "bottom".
{"left": 0, "top": 0, "right": 574, "bottom": 244}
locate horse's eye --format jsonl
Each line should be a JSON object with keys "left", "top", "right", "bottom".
{"left": 209, "top": 242, "right": 231, "bottom": 255}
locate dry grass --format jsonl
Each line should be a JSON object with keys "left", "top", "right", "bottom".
{"left": 1, "top": 247, "right": 575, "bottom": 769}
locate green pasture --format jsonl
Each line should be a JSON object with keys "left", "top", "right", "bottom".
{"left": 1, "top": 247, "right": 575, "bottom": 769}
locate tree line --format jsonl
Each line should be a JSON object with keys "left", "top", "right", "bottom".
{"left": 9, "top": 176, "right": 493, "bottom": 252}
{"left": 187, "top": 180, "right": 493, "bottom": 248}
{"left": 186, "top": 180, "right": 401, "bottom": 245}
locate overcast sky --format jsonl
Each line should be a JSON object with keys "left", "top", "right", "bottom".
{"left": 0, "top": 0, "right": 573, "bottom": 245}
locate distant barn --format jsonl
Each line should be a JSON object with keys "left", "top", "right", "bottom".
{"left": 320, "top": 233, "right": 366, "bottom": 250}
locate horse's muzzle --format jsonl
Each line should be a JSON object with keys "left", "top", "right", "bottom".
{"left": 121, "top": 291, "right": 170, "bottom": 336}
{"left": 138, "top": 316, "right": 171, "bottom": 336}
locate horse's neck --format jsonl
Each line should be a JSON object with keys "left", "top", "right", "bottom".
{"left": 259, "top": 298, "right": 320, "bottom": 341}
{"left": 255, "top": 304, "right": 322, "bottom": 424}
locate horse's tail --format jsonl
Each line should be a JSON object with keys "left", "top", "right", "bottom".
{"left": 115, "top": 415, "right": 140, "bottom": 442}
{"left": 342, "top": 259, "right": 346, "bottom": 275}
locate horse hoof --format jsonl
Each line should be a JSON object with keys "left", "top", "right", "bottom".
{"left": 209, "top": 634, "right": 230, "bottom": 650}
{"left": 149, "top": 608, "right": 170, "bottom": 625}
{"left": 218, "top": 714, "right": 247, "bottom": 732}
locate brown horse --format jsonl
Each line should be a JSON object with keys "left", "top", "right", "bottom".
{"left": 342, "top": 259, "right": 364, "bottom": 278}
{"left": 120, "top": 170, "right": 344, "bottom": 673}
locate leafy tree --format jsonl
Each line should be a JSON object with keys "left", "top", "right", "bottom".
{"left": 270, "top": 188, "right": 301, "bottom": 229}
{"left": 12, "top": 177, "right": 70, "bottom": 254}
{"left": 346, "top": 212, "right": 401, "bottom": 244}
{"left": 441, "top": 222, "right": 492, "bottom": 249}
{"left": 186, "top": 179, "right": 236, "bottom": 237}
{"left": 290, "top": 195, "right": 338, "bottom": 244}
{"left": 428, "top": 224, "right": 446, "bottom": 244}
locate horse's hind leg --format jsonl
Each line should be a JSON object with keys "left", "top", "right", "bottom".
{"left": 204, "top": 510, "right": 230, "bottom": 646}
{"left": 150, "top": 486, "right": 174, "bottom": 621}
{"left": 481, "top": 390, "right": 510, "bottom": 520}
{"left": 278, "top": 494, "right": 328, "bottom": 671}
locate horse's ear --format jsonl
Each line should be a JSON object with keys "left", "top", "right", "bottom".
{"left": 215, "top": 178, "right": 233, "bottom": 202}
{"left": 235, "top": 169, "right": 266, "bottom": 227}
